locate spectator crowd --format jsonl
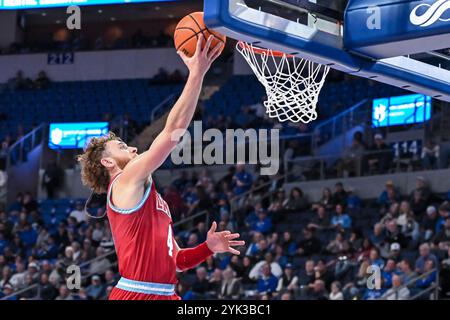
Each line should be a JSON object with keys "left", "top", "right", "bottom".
{"left": 0, "top": 162, "right": 449, "bottom": 300}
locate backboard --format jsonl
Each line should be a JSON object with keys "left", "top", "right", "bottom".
{"left": 204, "top": 0, "right": 450, "bottom": 102}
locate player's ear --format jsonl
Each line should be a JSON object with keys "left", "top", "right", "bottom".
{"left": 100, "top": 157, "right": 115, "bottom": 169}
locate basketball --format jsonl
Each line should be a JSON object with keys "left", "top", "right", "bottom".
{"left": 174, "top": 12, "right": 226, "bottom": 58}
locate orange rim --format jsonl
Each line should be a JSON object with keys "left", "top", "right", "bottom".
{"left": 238, "top": 41, "right": 293, "bottom": 58}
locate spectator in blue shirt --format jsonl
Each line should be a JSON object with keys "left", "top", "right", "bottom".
{"left": 331, "top": 204, "right": 352, "bottom": 231}
{"left": 416, "top": 259, "right": 437, "bottom": 289}
{"left": 369, "top": 223, "right": 386, "bottom": 247}
{"left": 381, "top": 259, "right": 397, "bottom": 288}
{"left": 1, "top": 284, "right": 17, "bottom": 300}
{"left": 232, "top": 164, "right": 253, "bottom": 196}
{"left": 18, "top": 224, "right": 38, "bottom": 248}
{"left": 251, "top": 209, "right": 272, "bottom": 235}
{"left": 257, "top": 263, "right": 278, "bottom": 294}
{"left": 415, "top": 243, "right": 438, "bottom": 274}
{"left": 378, "top": 181, "right": 400, "bottom": 211}
{"left": 245, "top": 203, "right": 263, "bottom": 229}
{"left": 86, "top": 275, "right": 104, "bottom": 300}
{"left": 436, "top": 202, "right": 450, "bottom": 233}
{"left": 0, "top": 232, "right": 9, "bottom": 255}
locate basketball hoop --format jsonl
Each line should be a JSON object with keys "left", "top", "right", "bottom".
{"left": 236, "top": 41, "right": 330, "bottom": 123}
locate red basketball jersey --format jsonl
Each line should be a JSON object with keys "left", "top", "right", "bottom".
{"left": 106, "top": 173, "right": 179, "bottom": 285}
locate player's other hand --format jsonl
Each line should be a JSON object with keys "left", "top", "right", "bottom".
{"left": 178, "top": 35, "right": 224, "bottom": 77}
{"left": 206, "top": 221, "right": 245, "bottom": 255}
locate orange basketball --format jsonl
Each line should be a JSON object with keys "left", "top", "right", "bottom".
{"left": 174, "top": 12, "right": 226, "bottom": 58}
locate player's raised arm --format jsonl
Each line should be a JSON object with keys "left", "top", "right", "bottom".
{"left": 121, "top": 35, "right": 224, "bottom": 185}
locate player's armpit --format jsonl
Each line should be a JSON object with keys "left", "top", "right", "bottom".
{"left": 175, "top": 242, "right": 213, "bottom": 272}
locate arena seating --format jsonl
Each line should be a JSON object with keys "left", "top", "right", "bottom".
{"left": 0, "top": 80, "right": 182, "bottom": 141}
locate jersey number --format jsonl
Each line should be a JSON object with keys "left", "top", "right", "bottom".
{"left": 167, "top": 226, "right": 173, "bottom": 257}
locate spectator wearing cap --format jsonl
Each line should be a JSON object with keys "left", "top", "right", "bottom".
{"left": 432, "top": 217, "right": 450, "bottom": 250}
{"left": 415, "top": 243, "right": 438, "bottom": 274}
{"left": 329, "top": 281, "right": 344, "bottom": 300}
{"left": 382, "top": 274, "right": 410, "bottom": 300}
{"left": 423, "top": 206, "right": 439, "bottom": 241}
{"left": 86, "top": 275, "right": 104, "bottom": 300}
{"left": 69, "top": 202, "right": 87, "bottom": 224}
{"left": 330, "top": 204, "right": 352, "bottom": 231}
{"left": 27, "top": 262, "right": 40, "bottom": 282}
{"left": 276, "top": 263, "right": 298, "bottom": 293}
{"left": 368, "top": 133, "right": 392, "bottom": 174}
{"left": 256, "top": 263, "right": 278, "bottom": 294}
{"left": 387, "top": 243, "right": 403, "bottom": 263}
{"left": 378, "top": 181, "right": 400, "bottom": 213}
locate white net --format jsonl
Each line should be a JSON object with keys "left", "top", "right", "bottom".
{"left": 237, "top": 41, "right": 330, "bottom": 123}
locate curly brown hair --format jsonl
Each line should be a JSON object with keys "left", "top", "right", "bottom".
{"left": 77, "top": 132, "right": 119, "bottom": 194}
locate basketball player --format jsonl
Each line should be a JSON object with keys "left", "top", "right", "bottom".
{"left": 78, "top": 35, "right": 244, "bottom": 300}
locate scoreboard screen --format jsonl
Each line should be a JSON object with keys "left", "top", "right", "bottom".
{"left": 372, "top": 94, "right": 432, "bottom": 128}
{"left": 0, "top": 0, "right": 177, "bottom": 10}
{"left": 49, "top": 122, "right": 109, "bottom": 150}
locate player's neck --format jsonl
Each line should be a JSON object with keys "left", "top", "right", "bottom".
{"left": 109, "top": 167, "right": 122, "bottom": 181}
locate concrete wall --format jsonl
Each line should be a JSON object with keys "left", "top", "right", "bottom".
{"left": 7, "top": 145, "right": 42, "bottom": 203}
{"left": 285, "top": 168, "right": 450, "bottom": 202}
{"left": 0, "top": 48, "right": 187, "bottom": 83}
{"left": 0, "top": 11, "right": 22, "bottom": 49}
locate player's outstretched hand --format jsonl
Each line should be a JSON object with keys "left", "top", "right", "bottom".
{"left": 206, "top": 221, "right": 245, "bottom": 255}
{"left": 177, "top": 35, "right": 224, "bottom": 77}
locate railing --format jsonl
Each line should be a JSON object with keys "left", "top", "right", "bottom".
{"left": 379, "top": 268, "right": 439, "bottom": 300}
{"left": 6, "top": 123, "right": 46, "bottom": 167}
{"left": 150, "top": 93, "right": 178, "bottom": 122}
{"left": 313, "top": 99, "right": 369, "bottom": 150}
